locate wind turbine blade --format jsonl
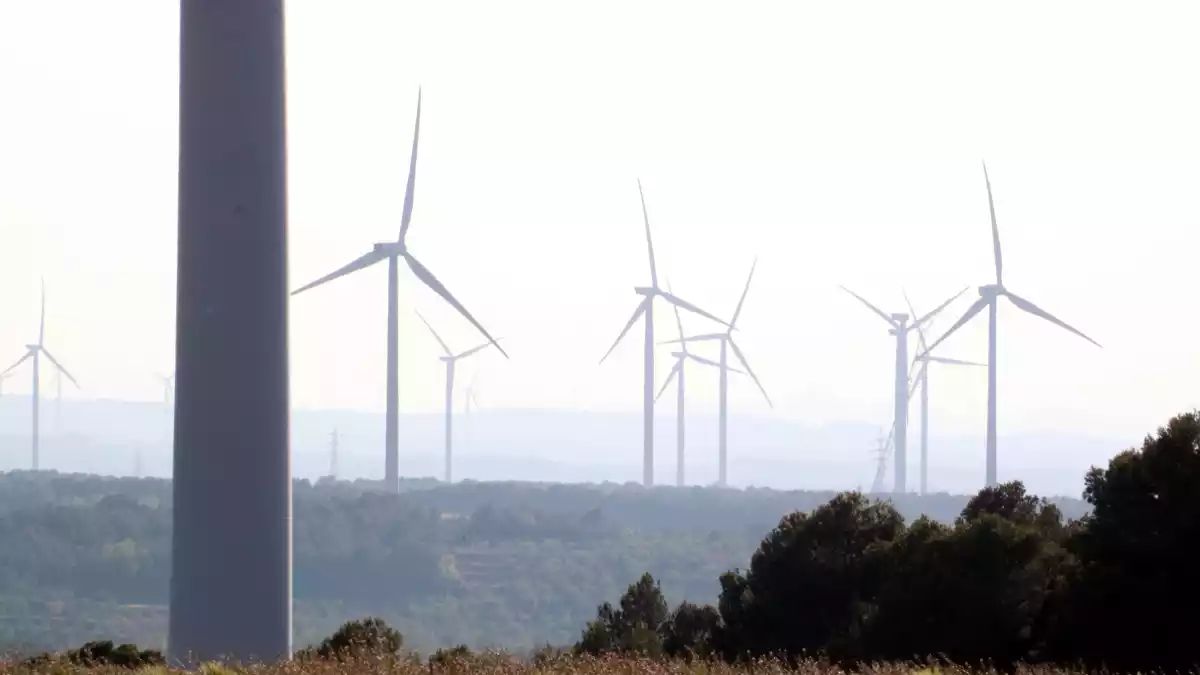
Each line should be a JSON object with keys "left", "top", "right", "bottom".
{"left": 40, "top": 348, "right": 79, "bottom": 388}
{"left": 658, "top": 333, "right": 725, "bottom": 345}
{"left": 983, "top": 160, "right": 1003, "bottom": 286}
{"left": 728, "top": 337, "right": 772, "bottom": 408}
{"left": 927, "top": 356, "right": 987, "bottom": 367}
{"left": 398, "top": 88, "right": 422, "bottom": 243}
{"left": 291, "top": 249, "right": 388, "bottom": 295}
{"left": 453, "top": 340, "right": 497, "bottom": 361}
{"left": 415, "top": 310, "right": 453, "bottom": 356}
{"left": 667, "top": 280, "right": 687, "bottom": 353}
{"left": 405, "top": 253, "right": 509, "bottom": 358}
{"left": 655, "top": 362, "right": 680, "bottom": 403}
{"left": 903, "top": 290, "right": 930, "bottom": 376}
{"left": 922, "top": 296, "right": 989, "bottom": 356}
{"left": 638, "top": 178, "right": 658, "bottom": 288}
{"left": 1, "top": 351, "right": 32, "bottom": 377}
{"left": 1004, "top": 290, "right": 1101, "bottom": 348}
{"left": 838, "top": 286, "right": 896, "bottom": 328}
{"left": 913, "top": 287, "right": 968, "bottom": 332}
{"left": 730, "top": 257, "right": 757, "bottom": 328}
{"left": 658, "top": 291, "right": 731, "bottom": 328}
{"left": 600, "top": 298, "right": 649, "bottom": 365}
{"left": 684, "top": 352, "right": 743, "bottom": 374}
{"left": 39, "top": 278, "right": 46, "bottom": 346}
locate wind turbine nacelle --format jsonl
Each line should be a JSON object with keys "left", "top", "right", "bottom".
{"left": 633, "top": 286, "right": 655, "bottom": 296}
{"left": 373, "top": 242, "right": 404, "bottom": 255}
{"left": 979, "top": 284, "right": 1002, "bottom": 297}
{"left": 25, "top": 344, "right": 40, "bottom": 352}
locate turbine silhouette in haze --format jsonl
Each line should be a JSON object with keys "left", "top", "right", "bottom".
{"left": 661, "top": 259, "right": 770, "bottom": 487}
{"left": 1, "top": 280, "right": 80, "bottom": 470}
{"left": 654, "top": 285, "right": 742, "bottom": 487}
{"left": 921, "top": 161, "right": 1101, "bottom": 487}
{"left": 416, "top": 310, "right": 502, "bottom": 483}
{"left": 157, "top": 373, "right": 176, "bottom": 406}
{"left": 838, "top": 284, "right": 965, "bottom": 493}
{"left": 292, "top": 90, "right": 506, "bottom": 492}
{"left": 904, "top": 292, "right": 985, "bottom": 495}
{"left": 599, "top": 179, "right": 729, "bottom": 487}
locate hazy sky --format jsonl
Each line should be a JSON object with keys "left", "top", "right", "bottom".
{"left": 1, "top": 1, "right": 1198, "bottom": 445}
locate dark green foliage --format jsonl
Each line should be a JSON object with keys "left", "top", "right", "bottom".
{"left": 1049, "top": 410, "right": 1200, "bottom": 672}
{"left": 716, "top": 492, "right": 904, "bottom": 661}
{"left": 429, "top": 644, "right": 473, "bottom": 666}
{"left": 316, "top": 617, "right": 403, "bottom": 659}
{"left": 23, "top": 639, "right": 164, "bottom": 669}
{"left": 574, "top": 573, "right": 669, "bottom": 657}
{"left": 659, "top": 601, "right": 721, "bottom": 660}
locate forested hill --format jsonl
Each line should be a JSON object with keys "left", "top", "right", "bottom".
{"left": 0, "top": 471, "right": 1089, "bottom": 655}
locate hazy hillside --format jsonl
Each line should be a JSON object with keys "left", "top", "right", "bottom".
{"left": 0, "top": 397, "right": 1125, "bottom": 497}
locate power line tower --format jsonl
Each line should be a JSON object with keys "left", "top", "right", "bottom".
{"left": 870, "top": 426, "right": 893, "bottom": 494}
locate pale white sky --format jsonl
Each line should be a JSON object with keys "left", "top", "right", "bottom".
{"left": 1, "top": 1, "right": 1198, "bottom": 443}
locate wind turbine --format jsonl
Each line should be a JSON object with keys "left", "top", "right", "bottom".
{"left": 921, "top": 161, "right": 1101, "bottom": 487}
{"left": 1, "top": 280, "right": 80, "bottom": 470}
{"left": 903, "top": 292, "right": 985, "bottom": 495}
{"left": 654, "top": 286, "right": 742, "bottom": 487}
{"left": 416, "top": 310, "right": 502, "bottom": 484}
{"left": 328, "top": 428, "right": 339, "bottom": 480}
{"left": 838, "top": 285, "right": 965, "bottom": 493}
{"left": 292, "top": 90, "right": 506, "bottom": 492}
{"left": 660, "top": 259, "right": 770, "bottom": 488}
{"left": 599, "top": 180, "right": 730, "bottom": 487}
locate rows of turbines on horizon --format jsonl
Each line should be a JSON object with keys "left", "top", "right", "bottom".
{"left": 0, "top": 89, "right": 1102, "bottom": 496}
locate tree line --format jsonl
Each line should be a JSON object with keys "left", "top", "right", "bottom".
{"left": 573, "top": 410, "right": 1200, "bottom": 673}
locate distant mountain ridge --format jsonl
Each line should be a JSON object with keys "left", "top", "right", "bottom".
{"left": 0, "top": 396, "right": 1129, "bottom": 498}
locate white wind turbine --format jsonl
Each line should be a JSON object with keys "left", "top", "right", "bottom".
{"left": 654, "top": 285, "right": 743, "bottom": 487}
{"left": 1, "top": 280, "right": 79, "bottom": 470}
{"left": 660, "top": 259, "right": 769, "bottom": 488}
{"left": 921, "top": 162, "right": 1101, "bottom": 487}
{"left": 903, "top": 292, "right": 986, "bottom": 495}
{"left": 292, "top": 89, "right": 507, "bottom": 492}
{"left": 416, "top": 310, "right": 502, "bottom": 484}
{"left": 838, "top": 285, "right": 965, "bottom": 493}
{"left": 599, "top": 179, "right": 730, "bottom": 487}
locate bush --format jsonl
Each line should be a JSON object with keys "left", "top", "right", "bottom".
{"left": 314, "top": 617, "right": 403, "bottom": 660}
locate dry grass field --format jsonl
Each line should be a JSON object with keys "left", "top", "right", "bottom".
{"left": 0, "top": 657, "right": 1164, "bottom": 675}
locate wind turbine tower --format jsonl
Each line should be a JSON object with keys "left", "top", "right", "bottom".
{"left": 838, "top": 286, "right": 964, "bottom": 493}
{"left": 904, "top": 293, "right": 985, "bottom": 495}
{"left": 415, "top": 311, "right": 501, "bottom": 483}
{"left": 654, "top": 285, "right": 741, "bottom": 487}
{"left": 662, "top": 260, "right": 770, "bottom": 487}
{"left": 922, "top": 162, "right": 1100, "bottom": 487}
{"left": 292, "top": 89, "right": 505, "bottom": 492}
{"left": 171, "top": 0, "right": 291, "bottom": 662}
{"left": 599, "top": 180, "right": 729, "bottom": 487}
{"left": 1, "top": 280, "right": 80, "bottom": 470}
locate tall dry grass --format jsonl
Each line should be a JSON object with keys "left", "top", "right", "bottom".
{"left": 0, "top": 655, "right": 1163, "bottom": 675}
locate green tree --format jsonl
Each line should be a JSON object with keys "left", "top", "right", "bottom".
{"left": 575, "top": 573, "right": 669, "bottom": 656}
{"left": 1053, "top": 411, "right": 1200, "bottom": 672}
{"left": 716, "top": 492, "right": 904, "bottom": 662}
{"left": 866, "top": 482, "right": 1073, "bottom": 665}
{"left": 660, "top": 601, "right": 721, "bottom": 660}
{"left": 316, "top": 617, "right": 403, "bottom": 660}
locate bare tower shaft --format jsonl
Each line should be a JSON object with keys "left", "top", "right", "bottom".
{"left": 170, "top": 0, "right": 292, "bottom": 662}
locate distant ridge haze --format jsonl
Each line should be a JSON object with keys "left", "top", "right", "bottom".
{"left": 0, "top": 396, "right": 1124, "bottom": 498}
